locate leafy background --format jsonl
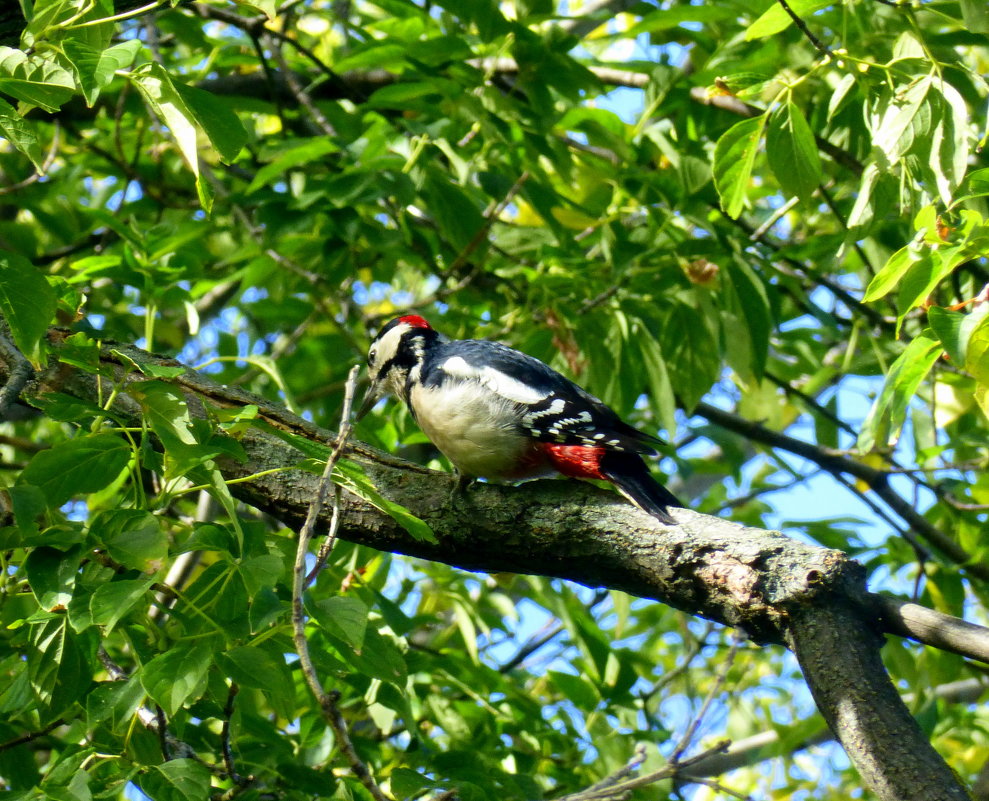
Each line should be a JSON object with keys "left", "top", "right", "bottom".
{"left": 1, "top": 0, "right": 988, "bottom": 799}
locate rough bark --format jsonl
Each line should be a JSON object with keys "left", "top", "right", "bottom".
{"left": 0, "top": 333, "right": 976, "bottom": 801}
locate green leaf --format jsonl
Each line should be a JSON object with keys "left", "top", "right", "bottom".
{"left": 873, "top": 78, "right": 933, "bottom": 164}
{"left": 215, "top": 645, "right": 287, "bottom": 690}
{"left": 309, "top": 595, "right": 369, "bottom": 650}
{"left": 863, "top": 244, "right": 925, "bottom": 302}
{"left": 332, "top": 458, "right": 438, "bottom": 543}
{"left": 746, "top": 0, "right": 832, "bottom": 39}
{"left": 172, "top": 82, "right": 248, "bottom": 163}
{"left": 86, "top": 676, "right": 145, "bottom": 731}
{"left": 130, "top": 64, "right": 212, "bottom": 212}
{"left": 0, "top": 249, "right": 57, "bottom": 365}
{"left": 422, "top": 171, "right": 485, "bottom": 251}
{"left": 129, "top": 380, "right": 198, "bottom": 450}
{"left": 713, "top": 114, "right": 768, "bottom": 219}
{"left": 141, "top": 642, "right": 212, "bottom": 717}
{"left": 727, "top": 257, "right": 772, "bottom": 378}
{"left": 25, "top": 546, "right": 78, "bottom": 611}
{"left": 367, "top": 80, "right": 445, "bottom": 111}
{"left": 61, "top": 39, "right": 141, "bottom": 107}
{"left": 827, "top": 72, "right": 857, "bottom": 122}
{"left": 960, "top": 0, "right": 989, "bottom": 33}
{"left": 965, "top": 315, "right": 989, "bottom": 385}
{"left": 660, "top": 304, "right": 721, "bottom": 411}
{"left": 89, "top": 578, "right": 155, "bottom": 632}
{"left": 28, "top": 616, "right": 92, "bottom": 717}
{"left": 343, "top": 627, "right": 407, "bottom": 684}
{"left": 766, "top": 101, "right": 821, "bottom": 202}
{"left": 237, "top": 553, "right": 284, "bottom": 596}
{"left": 0, "top": 47, "right": 75, "bottom": 112}
{"left": 138, "top": 759, "right": 211, "bottom": 801}
{"left": 549, "top": 670, "right": 600, "bottom": 711}
{"left": 928, "top": 306, "right": 967, "bottom": 365}
{"left": 91, "top": 510, "right": 167, "bottom": 573}
{"left": 19, "top": 434, "right": 132, "bottom": 508}
{"left": 215, "top": 645, "right": 294, "bottom": 719}
{"left": 930, "top": 80, "right": 970, "bottom": 204}
{"left": 389, "top": 768, "right": 436, "bottom": 799}
{"left": 858, "top": 334, "right": 941, "bottom": 452}
{"left": 246, "top": 138, "right": 339, "bottom": 194}
{"left": 637, "top": 326, "right": 677, "bottom": 437}
{"left": 0, "top": 96, "right": 43, "bottom": 168}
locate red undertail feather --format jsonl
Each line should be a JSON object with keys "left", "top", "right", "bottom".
{"left": 540, "top": 443, "right": 607, "bottom": 480}
{"left": 542, "top": 444, "right": 682, "bottom": 525}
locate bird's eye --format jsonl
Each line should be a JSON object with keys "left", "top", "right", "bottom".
{"left": 368, "top": 348, "right": 377, "bottom": 365}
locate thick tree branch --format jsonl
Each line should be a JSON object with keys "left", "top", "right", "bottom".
{"left": 0, "top": 334, "right": 977, "bottom": 801}
{"left": 786, "top": 600, "right": 967, "bottom": 799}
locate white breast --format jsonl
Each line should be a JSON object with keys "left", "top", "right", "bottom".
{"left": 408, "top": 381, "right": 543, "bottom": 478}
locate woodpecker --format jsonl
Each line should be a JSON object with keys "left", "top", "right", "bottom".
{"left": 357, "top": 315, "right": 682, "bottom": 525}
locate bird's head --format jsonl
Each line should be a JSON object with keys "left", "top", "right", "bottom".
{"left": 357, "top": 314, "right": 437, "bottom": 419}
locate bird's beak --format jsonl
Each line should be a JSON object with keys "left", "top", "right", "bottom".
{"left": 355, "top": 376, "right": 383, "bottom": 422}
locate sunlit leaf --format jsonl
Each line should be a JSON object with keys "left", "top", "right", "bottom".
{"left": 713, "top": 114, "right": 768, "bottom": 219}
{"left": 766, "top": 101, "right": 821, "bottom": 202}
{"left": 0, "top": 249, "right": 56, "bottom": 366}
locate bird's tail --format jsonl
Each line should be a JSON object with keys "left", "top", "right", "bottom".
{"left": 600, "top": 452, "right": 682, "bottom": 525}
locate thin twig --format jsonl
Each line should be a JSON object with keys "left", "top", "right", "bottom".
{"left": 695, "top": 401, "right": 988, "bottom": 581}
{"left": 221, "top": 682, "right": 248, "bottom": 785}
{"left": 670, "top": 633, "right": 743, "bottom": 763}
{"left": 267, "top": 23, "right": 336, "bottom": 138}
{"left": 0, "top": 719, "right": 64, "bottom": 753}
{"left": 580, "top": 744, "right": 648, "bottom": 794}
{"left": 369, "top": 171, "right": 531, "bottom": 324}
{"left": 751, "top": 195, "right": 799, "bottom": 239}
{"left": 443, "top": 171, "right": 530, "bottom": 278}
{"left": 0, "top": 123, "right": 60, "bottom": 196}
{"left": 775, "top": 0, "right": 833, "bottom": 57}
{"left": 305, "top": 366, "right": 361, "bottom": 584}
{"left": 689, "top": 777, "right": 753, "bottom": 800}
{"left": 291, "top": 366, "right": 388, "bottom": 801}
{"left": 639, "top": 622, "right": 714, "bottom": 705}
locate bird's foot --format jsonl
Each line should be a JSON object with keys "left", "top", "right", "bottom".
{"left": 449, "top": 472, "right": 476, "bottom": 509}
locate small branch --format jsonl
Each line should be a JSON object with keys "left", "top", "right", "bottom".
{"left": 291, "top": 367, "right": 388, "bottom": 801}
{"left": 497, "top": 623, "right": 564, "bottom": 673}
{"left": 555, "top": 740, "right": 731, "bottom": 801}
{"left": 681, "top": 678, "right": 986, "bottom": 779}
{"left": 0, "top": 334, "right": 34, "bottom": 420}
{"left": 97, "top": 647, "right": 206, "bottom": 764}
{"left": 774, "top": 0, "right": 834, "bottom": 57}
{"left": 875, "top": 594, "right": 989, "bottom": 665}
{"left": 0, "top": 719, "right": 64, "bottom": 753}
{"left": 564, "top": 744, "right": 647, "bottom": 800}
{"left": 155, "top": 706, "right": 171, "bottom": 760}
